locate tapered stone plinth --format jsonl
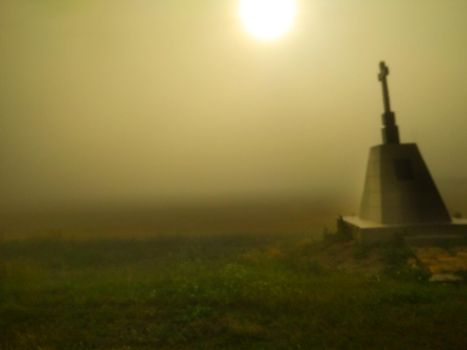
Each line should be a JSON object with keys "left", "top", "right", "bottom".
{"left": 359, "top": 143, "right": 450, "bottom": 225}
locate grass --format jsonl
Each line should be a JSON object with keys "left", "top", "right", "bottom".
{"left": 1, "top": 233, "right": 467, "bottom": 349}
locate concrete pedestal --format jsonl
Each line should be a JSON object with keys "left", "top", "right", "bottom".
{"left": 359, "top": 143, "right": 451, "bottom": 225}
{"left": 343, "top": 143, "right": 467, "bottom": 243}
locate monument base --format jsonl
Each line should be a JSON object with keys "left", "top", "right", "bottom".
{"left": 359, "top": 143, "right": 451, "bottom": 224}
{"left": 342, "top": 216, "right": 467, "bottom": 244}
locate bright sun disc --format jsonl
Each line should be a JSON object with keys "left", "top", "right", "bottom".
{"left": 239, "top": 0, "right": 297, "bottom": 41}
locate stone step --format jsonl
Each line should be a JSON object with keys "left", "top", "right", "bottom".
{"left": 405, "top": 234, "right": 467, "bottom": 247}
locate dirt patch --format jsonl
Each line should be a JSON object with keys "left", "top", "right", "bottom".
{"left": 413, "top": 246, "right": 467, "bottom": 276}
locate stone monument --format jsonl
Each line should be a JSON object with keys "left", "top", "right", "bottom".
{"left": 343, "top": 62, "right": 467, "bottom": 243}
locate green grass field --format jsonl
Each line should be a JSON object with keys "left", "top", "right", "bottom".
{"left": 1, "top": 233, "right": 467, "bottom": 349}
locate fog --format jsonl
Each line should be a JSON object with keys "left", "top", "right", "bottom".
{"left": 1, "top": 0, "right": 466, "bottom": 218}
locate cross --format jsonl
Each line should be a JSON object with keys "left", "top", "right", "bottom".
{"left": 378, "top": 61, "right": 392, "bottom": 114}
{"left": 378, "top": 61, "right": 389, "bottom": 82}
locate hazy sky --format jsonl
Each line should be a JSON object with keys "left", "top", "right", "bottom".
{"left": 1, "top": 0, "right": 466, "bottom": 209}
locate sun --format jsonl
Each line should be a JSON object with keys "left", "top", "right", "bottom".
{"left": 238, "top": 0, "right": 297, "bottom": 41}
